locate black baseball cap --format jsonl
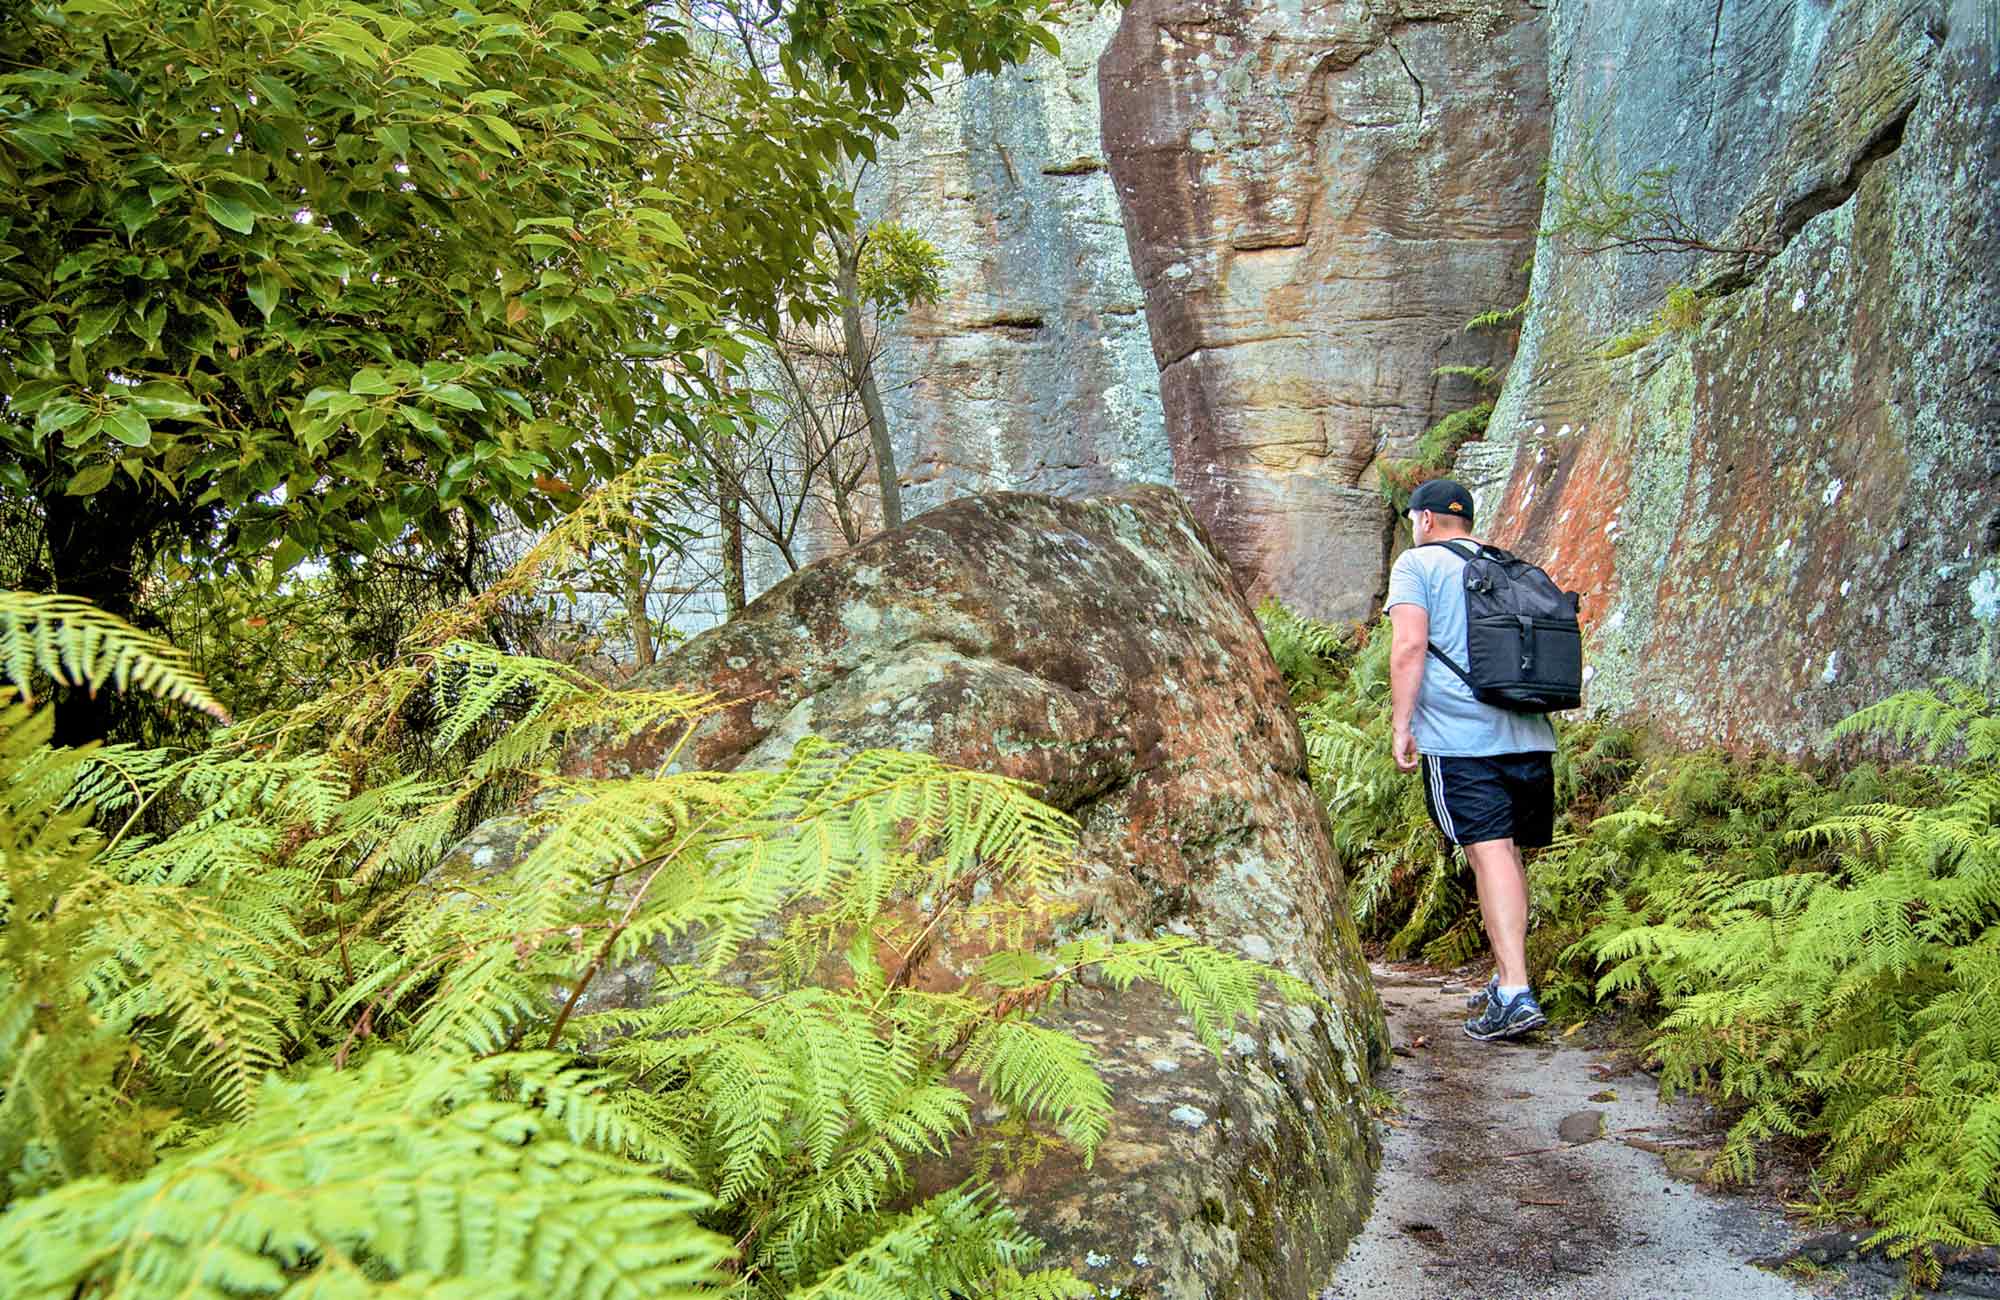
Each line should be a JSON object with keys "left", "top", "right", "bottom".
{"left": 1408, "top": 478, "right": 1475, "bottom": 524}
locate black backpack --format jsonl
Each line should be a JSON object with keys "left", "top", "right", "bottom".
{"left": 1420, "top": 540, "right": 1584, "bottom": 714}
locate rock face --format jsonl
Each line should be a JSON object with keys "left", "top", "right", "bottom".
{"left": 1098, "top": 0, "right": 1550, "bottom": 621}
{"left": 1460, "top": 0, "right": 2000, "bottom": 752}
{"left": 861, "top": 2, "right": 1172, "bottom": 516}
{"left": 602, "top": 485, "right": 1388, "bottom": 1297}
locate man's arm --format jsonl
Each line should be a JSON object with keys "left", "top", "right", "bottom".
{"left": 1388, "top": 603, "right": 1428, "bottom": 772}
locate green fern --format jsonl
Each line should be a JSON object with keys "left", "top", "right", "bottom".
{"left": 0, "top": 1051, "right": 733, "bottom": 1300}
{"left": 0, "top": 590, "right": 229, "bottom": 721}
{"left": 1598, "top": 283, "right": 1706, "bottom": 359}
{"left": 0, "top": 572, "right": 1317, "bottom": 1297}
{"left": 1832, "top": 679, "right": 1999, "bottom": 762}
{"left": 1561, "top": 680, "right": 2000, "bottom": 1273}
{"left": 1466, "top": 259, "right": 1531, "bottom": 330}
{"left": 1256, "top": 598, "right": 1354, "bottom": 704}
{"left": 1432, "top": 363, "right": 1498, "bottom": 387}
{"left": 0, "top": 698, "right": 138, "bottom": 1201}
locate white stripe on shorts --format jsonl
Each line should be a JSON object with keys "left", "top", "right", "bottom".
{"left": 1425, "top": 754, "right": 1457, "bottom": 843}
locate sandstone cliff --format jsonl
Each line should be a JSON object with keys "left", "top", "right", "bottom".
{"left": 1099, "top": 0, "right": 1550, "bottom": 621}
{"left": 859, "top": 2, "right": 1172, "bottom": 516}
{"left": 854, "top": 0, "right": 1996, "bottom": 750}
{"left": 1461, "top": 0, "right": 2000, "bottom": 751}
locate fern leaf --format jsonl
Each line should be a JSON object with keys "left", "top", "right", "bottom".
{"left": 0, "top": 1052, "right": 731, "bottom": 1300}
{"left": 0, "top": 591, "right": 228, "bottom": 721}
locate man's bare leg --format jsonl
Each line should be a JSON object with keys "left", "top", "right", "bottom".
{"left": 1463, "top": 837, "right": 1529, "bottom": 988}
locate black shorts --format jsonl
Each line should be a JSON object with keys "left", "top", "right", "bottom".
{"left": 1420, "top": 751, "right": 1555, "bottom": 848}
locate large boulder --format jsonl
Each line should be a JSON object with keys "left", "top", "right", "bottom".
{"left": 1098, "top": 0, "right": 1551, "bottom": 621}
{"left": 579, "top": 484, "right": 1388, "bottom": 1298}
{"left": 1459, "top": 0, "right": 2000, "bottom": 752}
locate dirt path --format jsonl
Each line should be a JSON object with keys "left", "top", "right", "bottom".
{"left": 1323, "top": 961, "right": 1897, "bottom": 1300}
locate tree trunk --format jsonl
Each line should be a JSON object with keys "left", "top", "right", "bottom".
{"left": 621, "top": 530, "right": 655, "bottom": 670}
{"left": 40, "top": 485, "right": 150, "bottom": 746}
{"left": 835, "top": 238, "right": 901, "bottom": 532}
{"left": 720, "top": 484, "right": 745, "bottom": 615}
{"left": 712, "top": 355, "right": 747, "bottom": 615}
{"left": 830, "top": 473, "right": 862, "bottom": 548}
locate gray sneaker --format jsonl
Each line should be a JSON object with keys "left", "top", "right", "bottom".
{"left": 1464, "top": 987, "right": 1547, "bottom": 1041}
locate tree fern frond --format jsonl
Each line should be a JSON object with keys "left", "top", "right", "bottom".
{"left": 0, "top": 591, "right": 228, "bottom": 721}
{"left": 0, "top": 1052, "right": 731, "bottom": 1300}
{"left": 966, "top": 1019, "right": 1110, "bottom": 1157}
{"left": 1832, "top": 681, "right": 1992, "bottom": 759}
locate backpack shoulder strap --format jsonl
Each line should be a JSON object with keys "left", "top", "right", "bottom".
{"left": 1415, "top": 540, "right": 1478, "bottom": 680}
{"left": 1425, "top": 640, "right": 1476, "bottom": 685}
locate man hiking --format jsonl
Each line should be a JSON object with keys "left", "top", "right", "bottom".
{"left": 1385, "top": 478, "right": 1557, "bottom": 1041}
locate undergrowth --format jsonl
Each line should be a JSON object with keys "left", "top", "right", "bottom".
{"left": 0, "top": 469, "right": 1314, "bottom": 1300}
{"left": 1260, "top": 596, "right": 1999, "bottom": 1281}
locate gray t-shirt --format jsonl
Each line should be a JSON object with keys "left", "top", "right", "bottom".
{"left": 1383, "top": 542, "right": 1558, "bottom": 758}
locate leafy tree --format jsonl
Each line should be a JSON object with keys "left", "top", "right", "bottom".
{"left": 830, "top": 209, "right": 946, "bottom": 531}
{"left": 682, "top": 215, "right": 944, "bottom": 585}
{"left": 0, "top": 0, "right": 1061, "bottom": 739}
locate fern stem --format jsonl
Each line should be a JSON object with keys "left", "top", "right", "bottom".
{"left": 876, "top": 857, "right": 997, "bottom": 1009}
{"left": 333, "top": 1001, "right": 375, "bottom": 1070}
{"left": 328, "top": 881, "right": 356, "bottom": 985}
{"left": 545, "top": 812, "right": 724, "bottom": 1049}
{"left": 90, "top": 747, "right": 190, "bottom": 858}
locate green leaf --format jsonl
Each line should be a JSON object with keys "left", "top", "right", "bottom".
{"left": 247, "top": 270, "right": 281, "bottom": 320}
{"left": 400, "top": 404, "right": 445, "bottom": 436}
{"left": 33, "top": 400, "right": 89, "bottom": 438}
{"left": 74, "top": 304, "right": 122, "bottom": 347}
{"left": 429, "top": 384, "right": 484, "bottom": 411}
{"left": 7, "top": 381, "right": 65, "bottom": 413}
{"left": 10, "top": 129, "right": 67, "bottom": 167}
{"left": 302, "top": 386, "right": 365, "bottom": 417}
{"left": 204, "top": 192, "right": 256, "bottom": 234}
{"left": 479, "top": 114, "right": 526, "bottom": 153}
{"left": 129, "top": 381, "right": 206, "bottom": 421}
{"left": 134, "top": 302, "right": 167, "bottom": 352}
{"left": 62, "top": 416, "right": 103, "bottom": 449}
{"left": 404, "top": 45, "right": 474, "bottom": 85}
{"left": 349, "top": 368, "right": 396, "bottom": 396}
{"left": 104, "top": 406, "right": 152, "bottom": 447}
{"left": 553, "top": 44, "right": 601, "bottom": 76}
{"left": 250, "top": 73, "right": 299, "bottom": 116}
{"left": 272, "top": 534, "right": 307, "bottom": 575}
{"left": 65, "top": 462, "right": 114, "bottom": 495}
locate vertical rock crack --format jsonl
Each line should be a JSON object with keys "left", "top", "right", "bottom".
{"left": 1385, "top": 37, "right": 1426, "bottom": 123}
